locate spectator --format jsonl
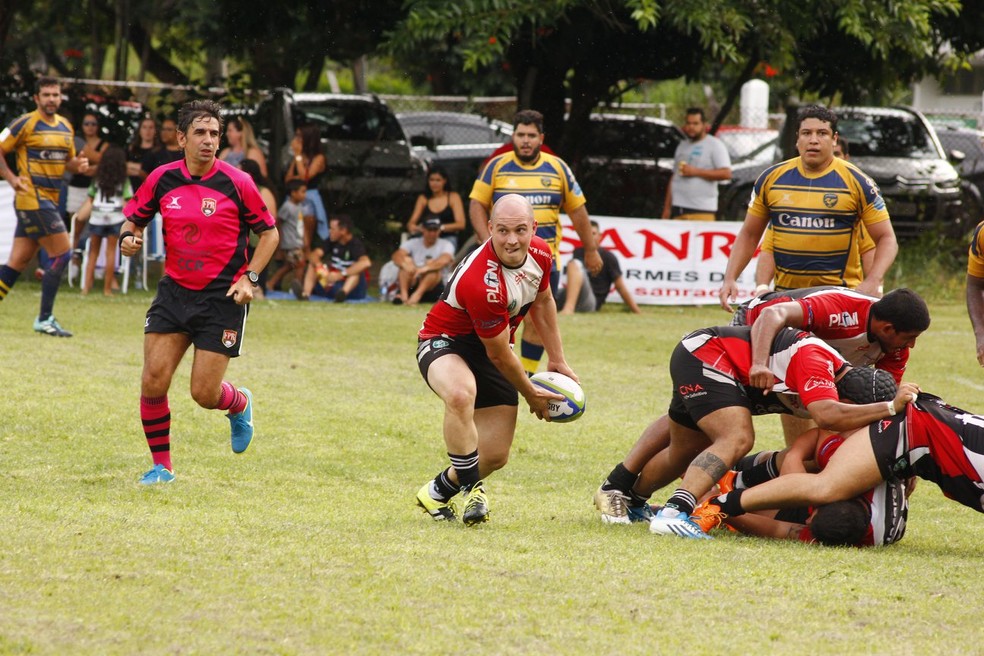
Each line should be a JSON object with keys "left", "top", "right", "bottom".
{"left": 662, "top": 107, "right": 732, "bottom": 220}
{"left": 558, "top": 220, "right": 641, "bottom": 314}
{"left": 285, "top": 124, "right": 328, "bottom": 248}
{"left": 127, "top": 116, "right": 159, "bottom": 191}
{"left": 0, "top": 76, "right": 90, "bottom": 337}
{"left": 391, "top": 216, "right": 454, "bottom": 306}
{"left": 267, "top": 179, "right": 312, "bottom": 293}
{"left": 405, "top": 165, "right": 466, "bottom": 248}
{"left": 219, "top": 116, "right": 268, "bottom": 179}
{"left": 67, "top": 112, "right": 109, "bottom": 221}
{"left": 74, "top": 145, "right": 131, "bottom": 295}
{"left": 294, "top": 215, "right": 371, "bottom": 302}
{"left": 141, "top": 117, "right": 184, "bottom": 175}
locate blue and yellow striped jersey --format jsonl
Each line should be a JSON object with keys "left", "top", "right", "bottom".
{"left": 969, "top": 220, "right": 984, "bottom": 278}
{"left": 749, "top": 156, "right": 889, "bottom": 290}
{"left": 470, "top": 150, "right": 586, "bottom": 261}
{"left": 0, "top": 110, "right": 76, "bottom": 211}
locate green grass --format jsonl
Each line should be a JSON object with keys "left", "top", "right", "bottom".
{"left": 0, "top": 282, "right": 981, "bottom": 654}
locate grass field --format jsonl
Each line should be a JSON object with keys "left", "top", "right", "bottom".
{"left": 1, "top": 281, "right": 982, "bottom": 655}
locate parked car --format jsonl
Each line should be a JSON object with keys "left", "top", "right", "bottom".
{"left": 575, "top": 113, "right": 684, "bottom": 218}
{"left": 933, "top": 124, "right": 984, "bottom": 225}
{"left": 250, "top": 88, "right": 426, "bottom": 223}
{"left": 396, "top": 111, "right": 512, "bottom": 196}
{"left": 717, "top": 106, "right": 967, "bottom": 237}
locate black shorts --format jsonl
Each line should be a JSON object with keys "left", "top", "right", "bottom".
{"left": 145, "top": 276, "right": 248, "bottom": 357}
{"left": 867, "top": 414, "right": 912, "bottom": 481}
{"left": 666, "top": 341, "right": 784, "bottom": 429}
{"left": 15, "top": 208, "right": 66, "bottom": 239}
{"left": 416, "top": 334, "right": 518, "bottom": 409}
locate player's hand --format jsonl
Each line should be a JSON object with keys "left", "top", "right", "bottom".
{"left": 855, "top": 278, "right": 884, "bottom": 297}
{"left": 892, "top": 382, "right": 921, "bottom": 413}
{"left": 526, "top": 387, "right": 565, "bottom": 421}
{"left": 546, "top": 361, "right": 578, "bottom": 383}
{"left": 11, "top": 175, "right": 29, "bottom": 193}
{"left": 748, "top": 363, "right": 775, "bottom": 392}
{"left": 120, "top": 233, "right": 143, "bottom": 257}
{"left": 227, "top": 277, "right": 255, "bottom": 305}
{"left": 583, "top": 249, "right": 603, "bottom": 276}
{"left": 718, "top": 280, "right": 739, "bottom": 311}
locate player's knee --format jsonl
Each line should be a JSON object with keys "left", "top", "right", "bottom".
{"left": 481, "top": 449, "right": 509, "bottom": 473}
{"left": 189, "top": 384, "right": 218, "bottom": 409}
{"left": 442, "top": 386, "right": 476, "bottom": 415}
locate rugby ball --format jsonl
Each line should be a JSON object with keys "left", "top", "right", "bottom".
{"left": 531, "top": 372, "right": 586, "bottom": 423}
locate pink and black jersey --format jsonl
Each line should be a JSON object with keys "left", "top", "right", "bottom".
{"left": 737, "top": 286, "right": 907, "bottom": 383}
{"left": 885, "top": 394, "right": 984, "bottom": 513}
{"left": 419, "top": 236, "right": 553, "bottom": 342}
{"left": 124, "top": 158, "right": 275, "bottom": 292}
{"left": 680, "top": 325, "right": 848, "bottom": 411}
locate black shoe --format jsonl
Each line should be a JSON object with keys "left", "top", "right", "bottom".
{"left": 334, "top": 290, "right": 347, "bottom": 303}
{"left": 392, "top": 297, "right": 403, "bottom": 305}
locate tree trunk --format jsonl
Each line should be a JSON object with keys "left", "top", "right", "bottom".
{"left": 125, "top": 21, "right": 190, "bottom": 85}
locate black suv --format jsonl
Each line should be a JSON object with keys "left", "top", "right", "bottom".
{"left": 575, "top": 113, "right": 683, "bottom": 218}
{"left": 717, "top": 106, "right": 967, "bottom": 237}
{"left": 251, "top": 88, "right": 426, "bottom": 221}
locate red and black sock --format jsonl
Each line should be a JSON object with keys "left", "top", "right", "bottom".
{"left": 140, "top": 395, "right": 171, "bottom": 471}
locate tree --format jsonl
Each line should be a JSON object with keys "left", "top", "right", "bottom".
{"left": 386, "top": 0, "right": 977, "bottom": 162}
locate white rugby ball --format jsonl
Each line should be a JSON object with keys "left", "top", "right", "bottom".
{"left": 531, "top": 372, "right": 586, "bottom": 423}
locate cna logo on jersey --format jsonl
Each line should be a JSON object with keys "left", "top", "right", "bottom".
{"left": 678, "top": 383, "right": 707, "bottom": 399}
{"left": 484, "top": 260, "right": 500, "bottom": 303}
{"left": 828, "top": 311, "right": 859, "bottom": 329}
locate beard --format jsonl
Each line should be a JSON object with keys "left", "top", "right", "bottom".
{"left": 514, "top": 145, "right": 541, "bottom": 163}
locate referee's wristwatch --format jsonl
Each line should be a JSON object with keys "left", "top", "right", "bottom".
{"left": 244, "top": 270, "right": 259, "bottom": 286}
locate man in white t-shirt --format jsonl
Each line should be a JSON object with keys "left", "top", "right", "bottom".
{"left": 391, "top": 216, "right": 454, "bottom": 306}
{"left": 662, "top": 107, "right": 732, "bottom": 221}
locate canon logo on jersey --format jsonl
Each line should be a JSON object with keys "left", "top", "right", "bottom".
{"left": 828, "top": 311, "right": 859, "bottom": 328}
{"left": 776, "top": 213, "right": 837, "bottom": 229}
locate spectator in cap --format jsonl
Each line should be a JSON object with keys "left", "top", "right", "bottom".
{"left": 390, "top": 216, "right": 455, "bottom": 306}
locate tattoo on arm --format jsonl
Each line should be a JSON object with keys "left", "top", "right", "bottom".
{"left": 690, "top": 452, "right": 729, "bottom": 482}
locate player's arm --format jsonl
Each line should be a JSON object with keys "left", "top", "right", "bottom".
{"left": 806, "top": 381, "right": 920, "bottom": 432}
{"left": 613, "top": 275, "right": 642, "bottom": 313}
{"left": 778, "top": 428, "right": 824, "bottom": 476}
{"left": 855, "top": 219, "right": 897, "bottom": 297}
{"left": 479, "top": 327, "right": 563, "bottom": 420}
{"left": 725, "top": 513, "right": 807, "bottom": 541}
{"left": 119, "top": 218, "right": 145, "bottom": 257}
{"left": 228, "top": 225, "right": 280, "bottom": 304}
{"left": 0, "top": 146, "right": 27, "bottom": 192}
{"left": 567, "top": 205, "right": 601, "bottom": 275}
{"left": 748, "top": 302, "right": 806, "bottom": 391}
{"left": 967, "top": 273, "right": 984, "bottom": 367}
{"left": 469, "top": 199, "right": 491, "bottom": 242}
{"left": 718, "top": 211, "right": 769, "bottom": 310}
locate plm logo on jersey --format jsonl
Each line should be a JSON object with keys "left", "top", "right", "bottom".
{"left": 201, "top": 197, "right": 217, "bottom": 216}
{"left": 828, "top": 311, "right": 859, "bottom": 328}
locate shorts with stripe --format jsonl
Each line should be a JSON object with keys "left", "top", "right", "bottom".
{"left": 417, "top": 334, "right": 518, "bottom": 409}
{"left": 145, "top": 276, "right": 248, "bottom": 357}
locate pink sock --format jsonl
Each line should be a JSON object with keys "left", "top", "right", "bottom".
{"left": 217, "top": 381, "right": 247, "bottom": 414}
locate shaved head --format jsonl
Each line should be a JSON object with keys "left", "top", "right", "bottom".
{"left": 491, "top": 194, "right": 534, "bottom": 223}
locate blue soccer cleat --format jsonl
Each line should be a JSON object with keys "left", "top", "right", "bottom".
{"left": 33, "top": 315, "right": 73, "bottom": 337}
{"left": 627, "top": 503, "right": 659, "bottom": 524}
{"left": 649, "top": 507, "right": 713, "bottom": 539}
{"left": 228, "top": 388, "right": 254, "bottom": 454}
{"left": 140, "top": 464, "right": 175, "bottom": 485}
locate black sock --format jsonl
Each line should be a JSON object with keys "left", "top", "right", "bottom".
{"left": 627, "top": 489, "right": 650, "bottom": 507}
{"left": 39, "top": 252, "right": 69, "bottom": 320}
{"left": 664, "top": 489, "right": 697, "bottom": 517}
{"left": 716, "top": 489, "right": 746, "bottom": 517}
{"left": 602, "top": 462, "right": 638, "bottom": 495}
{"left": 449, "top": 450, "right": 480, "bottom": 491}
{"left": 433, "top": 468, "right": 460, "bottom": 501}
{"left": 735, "top": 451, "right": 764, "bottom": 472}
{"left": 738, "top": 452, "right": 779, "bottom": 488}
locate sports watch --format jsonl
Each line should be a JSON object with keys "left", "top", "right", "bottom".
{"left": 244, "top": 270, "right": 259, "bottom": 285}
